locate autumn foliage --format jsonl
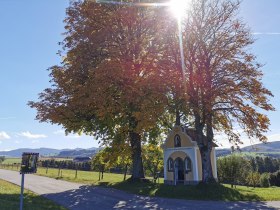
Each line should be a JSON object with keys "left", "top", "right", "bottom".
{"left": 29, "top": 0, "right": 274, "bottom": 182}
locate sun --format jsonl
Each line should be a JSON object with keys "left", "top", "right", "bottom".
{"left": 169, "top": 0, "right": 191, "bottom": 20}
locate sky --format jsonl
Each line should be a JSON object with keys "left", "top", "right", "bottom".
{"left": 0, "top": 0, "right": 279, "bottom": 151}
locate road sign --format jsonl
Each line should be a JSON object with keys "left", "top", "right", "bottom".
{"left": 20, "top": 152, "right": 39, "bottom": 210}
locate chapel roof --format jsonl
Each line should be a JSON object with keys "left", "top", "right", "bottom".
{"left": 181, "top": 127, "right": 218, "bottom": 148}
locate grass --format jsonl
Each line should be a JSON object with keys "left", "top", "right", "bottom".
{"left": 0, "top": 179, "right": 67, "bottom": 210}
{"left": 2, "top": 158, "right": 22, "bottom": 164}
{"left": 1, "top": 165, "right": 280, "bottom": 201}
{"left": 39, "top": 157, "right": 73, "bottom": 161}
{"left": 100, "top": 180, "right": 280, "bottom": 201}
{"left": 2, "top": 157, "right": 73, "bottom": 165}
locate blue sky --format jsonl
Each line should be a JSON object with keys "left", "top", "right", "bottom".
{"left": 0, "top": 0, "right": 279, "bottom": 150}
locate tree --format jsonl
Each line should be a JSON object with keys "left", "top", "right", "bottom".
{"left": 28, "top": 1, "right": 171, "bottom": 180}
{"left": 142, "top": 144, "right": 163, "bottom": 180}
{"left": 217, "top": 155, "right": 251, "bottom": 188}
{"left": 92, "top": 148, "right": 111, "bottom": 180}
{"left": 270, "top": 170, "right": 280, "bottom": 187}
{"left": 170, "top": 0, "right": 274, "bottom": 183}
{"left": 255, "top": 156, "right": 265, "bottom": 173}
{"left": 247, "top": 171, "right": 261, "bottom": 188}
{"left": 260, "top": 173, "right": 270, "bottom": 188}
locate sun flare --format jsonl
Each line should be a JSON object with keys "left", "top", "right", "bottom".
{"left": 169, "top": 0, "right": 191, "bottom": 20}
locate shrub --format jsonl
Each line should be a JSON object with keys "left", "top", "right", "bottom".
{"left": 217, "top": 155, "right": 251, "bottom": 187}
{"left": 246, "top": 172, "right": 261, "bottom": 188}
{"left": 270, "top": 170, "right": 280, "bottom": 187}
{"left": 0, "top": 156, "right": 5, "bottom": 163}
{"left": 260, "top": 173, "right": 270, "bottom": 188}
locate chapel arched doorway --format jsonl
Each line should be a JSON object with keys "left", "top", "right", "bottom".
{"left": 175, "top": 157, "right": 184, "bottom": 183}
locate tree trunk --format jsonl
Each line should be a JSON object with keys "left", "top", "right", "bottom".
{"left": 194, "top": 113, "right": 214, "bottom": 183}
{"left": 123, "top": 163, "right": 128, "bottom": 181}
{"left": 129, "top": 131, "right": 145, "bottom": 180}
{"left": 200, "top": 142, "right": 214, "bottom": 183}
{"left": 175, "top": 109, "right": 180, "bottom": 126}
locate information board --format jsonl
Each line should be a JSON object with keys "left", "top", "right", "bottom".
{"left": 20, "top": 152, "right": 39, "bottom": 174}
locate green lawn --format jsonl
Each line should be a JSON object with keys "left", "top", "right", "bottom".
{"left": 37, "top": 167, "right": 129, "bottom": 185}
{"left": 99, "top": 180, "right": 280, "bottom": 201}
{"left": 0, "top": 179, "right": 66, "bottom": 210}
{"left": 2, "top": 158, "right": 21, "bottom": 164}
{"left": 1, "top": 165, "right": 280, "bottom": 201}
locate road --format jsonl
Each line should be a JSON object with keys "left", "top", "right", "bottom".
{"left": 0, "top": 169, "right": 279, "bottom": 210}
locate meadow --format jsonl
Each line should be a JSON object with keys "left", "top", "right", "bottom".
{"left": 1, "top": 163, "right": 280, "bottom": 201}
{"left": 2, "top": 158, "right": 21, "bottom": 164}
{"left": 0, "top": 179, "right": 66, "bottom": 210}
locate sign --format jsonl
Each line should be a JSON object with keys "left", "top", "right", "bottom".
{"left": 20, "top": 152, "right": 39, "bottom": 174}
{"left": 19, "top": 152, "right": 39, "bottom": 210}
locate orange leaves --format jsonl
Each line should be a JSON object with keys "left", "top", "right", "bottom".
{"left": 176, "top": 0, "right": 275, "bottom": 147}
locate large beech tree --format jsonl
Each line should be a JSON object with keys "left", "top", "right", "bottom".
{"left": 178, "top": 0, "right": 274, "bottom": 182}
{"left": 29, "top": 1, "right": 171, "bottom": 180}
{"left": 29, "top": 0, "right": 274, "bottom": 183}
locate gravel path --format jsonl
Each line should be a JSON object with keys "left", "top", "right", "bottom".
{"left": 0, "top": 169, "right": 279, "bottom": 210}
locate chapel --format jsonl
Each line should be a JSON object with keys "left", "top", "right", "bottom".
{"left": 163, "top": 125, "right": 218, "bottom": 185}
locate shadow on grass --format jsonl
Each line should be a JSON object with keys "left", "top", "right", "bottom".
{"left": 43, "top": 184, "right": 278, "bottom": 210}
{"left": 99, "top": 180, "right": 261, "bottom": 201}
{"left": 0, "top": 193, "right": 65, "bottom": 210}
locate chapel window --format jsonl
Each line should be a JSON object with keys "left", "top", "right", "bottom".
{"left": 185, "top": 157, "right": 192, "bottom": 173}
{"left": 174, "top": 134, "right": 181, "bottom": 147}
{"left": 167, "top": 158, "right": 174, "bottom": 171}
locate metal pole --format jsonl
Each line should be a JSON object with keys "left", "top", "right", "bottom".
{"left": 20, "top": 173, "right": 25, "bottom": 210}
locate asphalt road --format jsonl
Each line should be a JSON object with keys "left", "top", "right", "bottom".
{"left": 0, "top": 169, "right": 280, "bottom": 210}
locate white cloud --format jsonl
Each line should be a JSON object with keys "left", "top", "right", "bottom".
{"left": 53, "top": 130, "right": 65, "bottom": 135}
{"left": 32, "top": 140, "right": 39, "bottom": 144}
{"left": 216, "top": 133, "right": 280, "bottom": 149}
{"left": 0, "top": 131, "right": 11, "bottom": 140}
{"left": 19, "top": 131, "right": 47, "bottom": 139}
{"left": 66, "top": 134, "right": 81, "bottom": 139}
{"left": 0, "top": 117, "right": 16, "bottom": 120}
{"left": 267, "top": 134, "right": 280, "bottom": 142}
{"left": 2, "top": 149, "right": 11, "bottom": 152}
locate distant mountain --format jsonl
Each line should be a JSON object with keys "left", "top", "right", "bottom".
{"left": 57, "top": 147, "right": 100, "bottom": 158}
{"left": 216, "top": 148, "right": 231, "bottom": 157}
{"left": 216, "top": 141, "right": 280, "bottom": 158}
{"left": 242, "top": 141, "right": 280, "bottom": 153}
{"left": 0, "top": 147, "right": 101, "bottom": 158}
{"left": 0, "top": 148, "right": 61, "bottom": 157}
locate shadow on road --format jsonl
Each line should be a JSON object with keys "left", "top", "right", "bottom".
{"left": 43, "top": 185, "right": 279, "bottom": 210}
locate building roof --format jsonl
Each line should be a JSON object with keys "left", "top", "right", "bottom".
{"left": 73, "top": 156, "right": 92, "bottom": 162}
{"left": 181, "top": 127, "right": 218, "bottom": 148}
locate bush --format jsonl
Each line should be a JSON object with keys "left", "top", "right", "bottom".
{"left": 217, "top": 155, "right": 251, "bottom": 187}
{"left": 0, "top": 156, "right": 5, "bottom": 163}
{"left": 270, "top": 170, "right": 280, "bottom": 187}
{"left": 260, "top": 173, "right": 270, "bottom": 188}
{"left": 246, "top": 172, "right": 261, "bottom": 188}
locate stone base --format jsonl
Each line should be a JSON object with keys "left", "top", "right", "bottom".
{"left": 164, "top": 180, "right": 174, "bottom": 185}
{"left": 184, "top": 180, "right": 199, "bottom": 185}
{"left": 164, "top": 180, "right": 200, "bottom": 185}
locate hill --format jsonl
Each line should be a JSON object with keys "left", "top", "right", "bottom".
{"left": 0, "top": 148, "right": 61, "bottom": 157}
{"left": 0, "top": 147, "right": 100, "bottom": 158}
{"left": 242, "top": 141, "right": 280, "bottom": 153}
{"left": 56, "top": 148, "right": 100, "bottom": 158}
{"left": 216, "top": 141, "right": 280, "bottom": 158}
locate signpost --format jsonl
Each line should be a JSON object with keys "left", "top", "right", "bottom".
{"left": 20, "top": 152, "right": 39, "bottom": 210}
